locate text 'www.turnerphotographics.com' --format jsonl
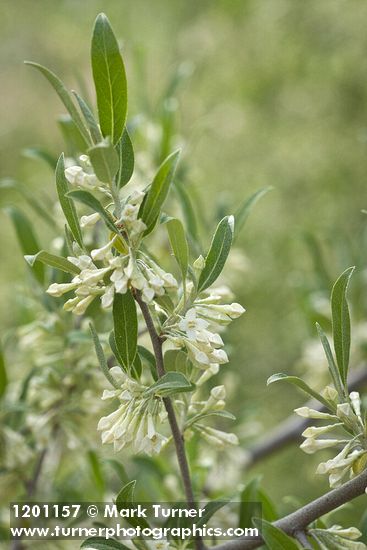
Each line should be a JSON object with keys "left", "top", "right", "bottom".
{"left": 10, "top": 502, "right": 261, "bottom": 541}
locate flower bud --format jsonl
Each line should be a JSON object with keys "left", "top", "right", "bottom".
{"left": 193, "top": 255, "right": 205, "bottom": 270}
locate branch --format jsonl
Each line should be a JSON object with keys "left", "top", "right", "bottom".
{"left": 134, "top": 292, "right": 196, "bottom": 506}
{"left": 214, "top": 468, "right": 367, "bottom": 550}
{"left": 245, "top": 367, "right": 367, "bottom": 468}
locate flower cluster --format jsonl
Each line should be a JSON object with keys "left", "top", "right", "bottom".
{"left": 296, "top": 390, "right": 367, "bottom": 487}
{"left": 46, "top": 191, "right": 178, "bottom": 314}
{"left": 187, "top": 385, "right": 239, "bottom": 448}
{"left": 309, "top": 525, "right": 365, "bottom": 549}
{"left": 97, "top": 367, "right": 168, "bottom": 455}
{"left": 165, "top": 295, "right": 245, "bottom": 385}
{"left": 65, "top": 155, "right": 104, "bottom": 192}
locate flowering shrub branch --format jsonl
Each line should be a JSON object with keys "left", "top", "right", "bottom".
{"left": 2, "top": 10, "right": 366, "bottom": 550}
{"left": 214, "top": 468, "right": 367, "bottom": 550}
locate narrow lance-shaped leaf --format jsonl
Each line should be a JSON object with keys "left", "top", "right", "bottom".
{"left": 91, "top": 13, "right": 127, "bottom": 144}
{"left": 72, "top": 90, "right": 103, "bottom": 143}
{"left": 25, "top": 61, "right": 90, "bottom": 146}
{"left": 0, "top": 343, "right": 8, "bottom": 399}
{"left": 116, "top": 480, "right": 150, "bottom": 530}
{"left": 253, "top": 519, "right": 300, "bottom": 550}
{"left": 66, "top": 189, "right": 118, "bottom": 235}
{"left": 113, "top": 291, "right": 138, "bottom": 371}
{"left": 116, "top": 128, "right": 134, "bottom": 188}
{"left": 139, "top": 150, "right": 180, "bottom": 234}
{"left": 331, "top": 266, "right": 355, "bottom": 384}
{"left": 56, "top": 154, "right": 84, "bottom": 248}
{"left": 87, "top": 450, "right": 106, "bottom": 496}
{"left": 58, "top": 114, "right": 87, "bottom": 154}
{"left": 0, "top": 178, "right": 55, "bottom": 228}
{"left": 6, "top": 207, "right": 45, "bottom": 284}
{"left": 25, "top": 250, "right": 81, "bottom": 275}
{"left": 144, "top": 372, "right": 195, "bottom": 397}
{"left": 198, "top": 215, "right": 234, "bottom": 292}
{"left": 89, "top": 322, "right": 120, "bottom": 389}
{"left": 234, "top": 186, "right": 272, "bottom": 240}
{"left": 174, "top": 181, "right": 200, "bottom": 245}
{"left": 166, "top": 218, "right": 188, "bottom": 281}
{"left": 88, "top": 138, "right": 119, "bottom": 184}
{"left": 316, "top": 322, "right": 344, "bottom": 398}
{"left": 22, "top": 147, "right": 57, "bottom": 169}
{"left": 267, "top": 373, "right": 332, "bottom": 410}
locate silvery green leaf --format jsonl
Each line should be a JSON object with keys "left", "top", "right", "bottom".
{"left": 267, "top": 373, "right": 332, "bottom": 409}
{"left": 66, "top": 189, "right": 118, "bottom": 235}
{"left": 239, "top": 477, "right": 261, "bottom": 529}
{"left": 316, "top": 322, "right": 344, "bottom": 398}
{"left": 113, "top": 291, "right": 138, "bottom": 371}
{"left": 89, "top": 322, "right": 120, "bottom": 389}
{"left": 56, "top": 154, "right": 84, "bottom": 248}
{"left": 186, "top": 410, "right": 235, "bottom": 429}
{"left": 139, "top": 150, "right": 180, "bottom": 234}
{"left": 72, "top": 91, "right": 103, "bottom": 144}
{"left": 331, "top": 267, "right": 355, "bottom": 384}
{"left": 25, "top": 251, "right": 81, "bottom": 275}
{"left": 116, "top": 481, "right": 150, "bottom": 530}
{"left": 198, "top": 215, "right": 234, "bottom": 291}
{"left": 310, "top": 529, "right": 366, "bottom": 549}
{"left": 234, "top": 186, "right": 272, "bottom": 240}
{"left": 138, "top": 345, "right": 157, "bottom": 381}
{"left": 88, "top": 138, "right": 119, "bottom": 184}
{"left": 116, "top": 128, "right": 134, "bottom": 188}
{"left": 174, "top": 181, "right": 200, "bottom": 246}
{"left": 0, "top": 343, "right": 7, "bottom": 400}
{"left": 58, "top": 114, "right": 88, "bottom": 154}
{"left": 6, "top": 206, "right": 45, "bottom": 284}
{"left": 22, "top": 147, "right": 57, "bottom": 169}
{"left": 87, "top": 450, "right": 105, "bottom": 496}
{"left": 25, "top": 61, "right": 90, "bottom": 146}
{"left": 0, "top": 178, "right": 55, "bottom": 228}
{"left": 91, "top": 13, "right": 127, "bottom": 144}
{"left": 145, "top": 372, "right": 194, "bottom": 397}
{"left": 239, "top": 478, "right": 277, "bottom": 528}
{"left": 116, "top": 479, "right": 135, "bottom": 505}
{"left": 195, "top": 501, "right": 229, "bottom": 529}
{"left": 109, "top": 330, "right": 126, "bottom": 373}
{"left": 104, "top": 459, "right": 128, "bottom": 484}
{"left": 81, "top": 538, "right": 130, "bottom": 550}
{"left": 166, "top": 218, "right": 189, "bottom": 281}
{"left": 253, "top": 519, "right": 299, "bottom": 549}
{"left": 131, "top": 353, "right": 142, "bottom": 380}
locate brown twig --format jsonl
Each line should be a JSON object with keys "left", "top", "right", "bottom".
{"left": 134, "top": 293, "right": 196, "bottom": 506}
{"left": 214, "top": 468, "right": 367, "bottom": 550}
{"left": 245, "top": 367, "right": 367, "bottom": 468}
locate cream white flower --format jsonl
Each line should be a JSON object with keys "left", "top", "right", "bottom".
{"left": 98, "top": 368, "right": 168, "bottom": 456}
{"left": 300, "top": 438, "right": 343, "bottom": 455}
{"left": 80, "top": 212, "right": 100, "bottom": 228}
{"left": 178, "top": 308, "right": 209, "bottom": 340}
{"left": 294, "top": 407, "right": 338, "bottom": 420}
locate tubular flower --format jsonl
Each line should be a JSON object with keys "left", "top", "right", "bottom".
{"left": 64, "top": 155, "right": 101, "bottom": 190}
{"left": 46, "top": 234, "right": 178, "bottom": 314}
{"left": 297, "top": 391, "right": 367, "bottom": 487}
{"left": 165, "top": 299, "right": 245, "bottom": 372}
{"left": 97, "top": 367, "right": 168, "bottom": 456}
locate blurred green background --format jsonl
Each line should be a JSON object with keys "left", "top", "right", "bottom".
{"left": 2, "top": 0, "right": 367, "bottom": 515}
